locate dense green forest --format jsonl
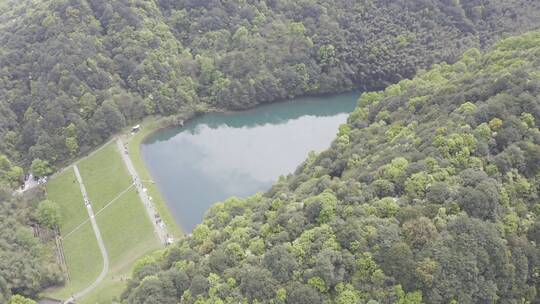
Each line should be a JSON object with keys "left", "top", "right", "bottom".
{"left": 2, "top": 0, "right": 540, "bottom": 302}
{"left": 1, "top": 0, "right": 540, "bottom": 171}
{"left": 0, "top": 188, "right": 63, "bottom": 302}
{"left": 121, "top": 31, "right": 540, "bottom": 303}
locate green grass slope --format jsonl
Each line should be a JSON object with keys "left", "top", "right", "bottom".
{"left": 125, "top": 118, "right": 183, "bottom": 238}
{"left": 46, "top": 168, "right": 102, "bottom": 299}
{"left": 46, "top": 143, "right": 162, "bottom": 303}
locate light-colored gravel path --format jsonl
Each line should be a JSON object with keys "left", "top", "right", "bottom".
{"left": 64, "top": 165, "right": 110, "bottom": 303}
{"left": 116, "top": 138, "right": 168, "bottom": 245}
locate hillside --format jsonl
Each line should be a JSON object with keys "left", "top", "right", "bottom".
{"left": 1, "top": 0, "right": 540, "bottom": 171}
{"left": 0, "top": 188, "right": 64, "bottom": 302}
{"left": 121, "top": 31, "right": 540, "bottom": 303}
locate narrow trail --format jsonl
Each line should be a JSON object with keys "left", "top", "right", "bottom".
{"left": 62, "top": 183, "right": 135, "bottom": 239}
{"left": 116, "top": 138, "right": 168, "bottom": 245}
{"left": 65, "top": 165, "right": 110, "bottom": 303}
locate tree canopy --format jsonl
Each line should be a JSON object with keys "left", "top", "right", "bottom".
{"left": 1, "top": 0, "right": 540, "bottom": 173}
{"left": 0, "top": 189, "right": 63, "bottom": 300}
{"left": 122, "top": 31, "right": 540, "bottom": 303}
{"left": 3, "top": 0, "right": 540, "bottom": 302}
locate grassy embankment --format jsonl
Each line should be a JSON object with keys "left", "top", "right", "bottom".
{"left": 45, "top": 142, "right": 164, "bottom": 303}
{"left": 46, "top": 168, "right": 102, "bottom": 299}
{"left": 125, "top": 117, "right": 183, "bottom": 238}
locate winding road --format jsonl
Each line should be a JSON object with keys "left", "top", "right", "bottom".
{"left": 65, "top": 165, "right": 110, "bottom": 303}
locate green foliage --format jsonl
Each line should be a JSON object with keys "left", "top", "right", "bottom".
{"left": 2, "top": 0, "right": 540, "bottom": 301}
{"left": 35, "top": 200, "right": 61, "bottom": 229}
{"left": 30, "top": 159, "right": 52, "bottom": 178}
{"left": 305, "top": 190, "right": 338, "bottom": 224}
{"left": 394, "top": 285, "right": 422, "bottom": 304}
{"left": 334, "top": 283, "right": 360, "bottom": 304}
{"left": 0, "top": 191, "right": 63, "bottom": 299}
{"left": 434, "top": 133, "right": 477, "bottom": 167}
{"left": 0, "top": 155, "right": 22, "bottom": 187}
{"left": 373, "top": 197, "right": 400, "bottom": 218}
{"left": 521, "top": 112, "right": 535, "bottom": 128}
{"left": 405, "top": 172, "right": 434, "bottom": 199}
{"left": 123, "top": 31, "right": 540, "bottom": 304}
{"left": 307, "top": 277, "right": 327, "bottom": 293}
{"left": 1, "top": 0, "right": 540, "bottom": 169}
{"left": 318, "top": 44, "right": 338, "bottom": 67}
{"left": 380, "top": 157, "right": 409, "bottom": 182}
{"left": 457, "top": 102, "right": 476, "bottom": 114}
{"left": 7, "top": 295, "right": 36, "bottom": 304}
{"left": 489, "top": 117, "right": 503, "bottom": 131}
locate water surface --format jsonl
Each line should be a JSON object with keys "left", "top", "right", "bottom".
{"left": 141, "top": 92, "right": 359, "bottom": 231}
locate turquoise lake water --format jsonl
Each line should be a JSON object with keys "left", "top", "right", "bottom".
{"left": 141, "top": 92, "right": 359, "bottom": 231}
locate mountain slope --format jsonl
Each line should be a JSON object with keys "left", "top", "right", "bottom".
{"left": 1, "top": 0, "right": 540, "bottom": 169}
{"left": 0, "top": 188, "right": 63, "bottom": 301}
{"left": 121, "top": 31, "right": 540, "bottom": 303}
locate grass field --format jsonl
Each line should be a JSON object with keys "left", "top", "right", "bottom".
{"left": 78, "top": 144, "right": 134, "bottom": 212}
{"left": 126, "top": 117, "right": 183, "bottom": 238}
{"left": 46, "top": 168, "right": 102, "bottom": 299}
{"left": 45, "top": 141, "right": 163, "bottom": 303}
{"left": 78, "top": 142, "right": 161, "bottom": 261}
{"left": 47, "top": 168, "right": 86, "bottom": 233}
{"left": 78, "top": 244, "right": 159, "bottom": 304}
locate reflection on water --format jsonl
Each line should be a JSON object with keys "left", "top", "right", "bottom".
{"left": 141, "top": 92, "right": 359, "bottom": 231}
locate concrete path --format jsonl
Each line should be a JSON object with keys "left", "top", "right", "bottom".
{"left": 62, "top": 183, "right": 135, "bottom": 240}
{"left": 116, "top": 138, "right": 168, "bottom": 245}
{"left": 65, "top": 165, "right": 110, "bottom": 303}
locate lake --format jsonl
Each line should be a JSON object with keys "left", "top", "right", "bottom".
{"left": 141, "top": 92, "right": 360, "bottom": 232}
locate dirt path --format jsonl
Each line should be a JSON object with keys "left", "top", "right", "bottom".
{"left": 116, "top": 138, "right": 168, "bottom": 245}
{"left": 64, "top": 165, "right": 110, "bottom": 303}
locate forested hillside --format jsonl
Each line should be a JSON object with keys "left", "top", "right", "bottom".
{"left": 0, "top": 188, "right": 63, "bottom": 302}
{"left": 1, "top": 0, "right": 540, "bottom": 170}
{"left": 121, "top": 31, "right": 540, "bottom": 303}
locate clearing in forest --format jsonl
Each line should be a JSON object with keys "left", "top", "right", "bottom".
{"left": 45, "top": 142, "right": 162, "bottom": 303}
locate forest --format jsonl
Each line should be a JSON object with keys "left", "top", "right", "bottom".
{"left": 0, "top": 187, "right": 64, "bottom": 303}
{"left": 121, "top": 31, "right": 540, "bottom": 303}
{"left": 1, "top": 0, "right": 540, "bottom": 302}
{"left": 1, "top": 0, "right": 540, "bottom": 172}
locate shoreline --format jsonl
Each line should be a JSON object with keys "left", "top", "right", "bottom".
{"left": 39, "top": 91, "right": 361, "bottom": 302}
{"left": 124, "top": 115, "right": 189, "bottom": 238}
{"left": 43, "top": 89, "right": 362, "bottom": 239}
{"left": 131, "top": 90, "right": 361, "bottom": 234}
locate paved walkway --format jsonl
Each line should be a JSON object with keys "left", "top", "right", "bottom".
{"left": 116, "top": 138, "right": 168, "bottom": 245}
{"left": 62, "top": 183, "right": 135, "bottom": 240}
{"left": 65, "top": 165, "right": 110, "bottom": 303}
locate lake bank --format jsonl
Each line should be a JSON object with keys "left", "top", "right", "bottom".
{"left": 42, "top": 91, "right": 360, "bottom": 303}
{"left": 139, "top": 92, "right": 360, "bottom": 232}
